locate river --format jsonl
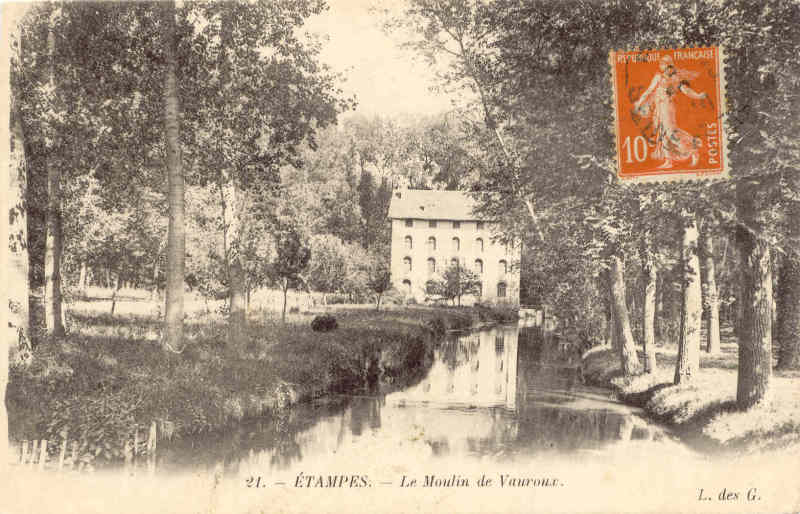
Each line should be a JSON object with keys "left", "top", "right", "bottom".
{"left": 158, "top": 321, "right": 697, "bottom": 477}
{"left": 6, "top": 322, "right": 787, "bottom": 514}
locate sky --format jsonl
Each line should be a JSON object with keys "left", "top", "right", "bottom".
{"left": 304, "top": 0, "right": 454, "bottom": 118}
{"left": 0, "top": 0, "right": 454, "bottom": 118}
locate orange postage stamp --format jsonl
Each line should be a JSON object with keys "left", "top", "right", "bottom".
{"left": 610, "top": 46, "right": 728, "bottom": 182}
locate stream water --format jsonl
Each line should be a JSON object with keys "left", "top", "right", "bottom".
{"left": 159, "top": 321, "right": 698, "bottom": 480}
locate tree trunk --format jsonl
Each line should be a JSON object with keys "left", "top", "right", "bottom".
{"left": 43, "top": 148, "right": 64, "bottom": 336}
{"left": 604, "top": 272, "right": 616, "bottom": 348}
{"left": 600, "top": 301, "right": 611, "bottom": 347}
{"left": 734, "top": 279, "right": 743, "bottom": 338}
{"left": 628, "top": 283, "right": 638, "bottom": 333}
{"left": 78, "top": 261, "right": 87, "bottom": 297}
{"left": 110, "top": 274, "right": 123, "bottom": 316}
{"left": 282, "top": 282, "right": 289, "bottom": 323}
{"left": 609, "top": 255, "right": 641, "bottom": 375}
{"left": 701, "top": 230, "right": 721, "bottom": 354}
{"left": 776, "top": 254, "right": 800, "bottom": 369}
{"left": 229, "top": 257, "right": 247, "bottom": 345}
{"left": 640, "top": 239, "right": 657, "bottom": 373}
{"left": 150, "top": 250, "right": 160, "bottom": 301}
{"left": 0, "top": 318, "right": 7, "bottom": 467}
{"left": 224, "top": 180, "right": 248, "bottom": 346}
{"left": 674, "top": 214, "right": 702, "bottom": 385}
{"left": 775, "top": 165, "right": 800, "bottom": 369}
{"left": 105, "top": 267, "right": 111, "bottom": 288}
{"left": 44, "top": 17, "right": 64, "bottom": 337}
{"left": 162, "top": 0, "right": 185, "bottom": 351}
{"left": 9, "top": 96, "right": 31, "bottom": 366}
{"left": 736, "top": 180, "right": 772, "bottom": 408}
{"left": 719, "top": 237, "right": 732, "bottom": 326}
{"left": 654, "top": 272, "right": 664, "bottom": 340}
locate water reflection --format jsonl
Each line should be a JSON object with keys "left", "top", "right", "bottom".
{"left": 389, "top": 325, "right": 518, "bottom": 409}
{"left": 163, "top": 323, "right": 680, "bottom": 475}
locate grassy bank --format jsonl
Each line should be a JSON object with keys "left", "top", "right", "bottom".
{"left": 582, "top": 326, "right": 800, "bottom": 454}
{"left": 8, "top": 299, "right": 516, "bottom": 468}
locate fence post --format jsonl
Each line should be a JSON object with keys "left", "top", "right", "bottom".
{"left": 20, "top": 440, "right": 28, "bottom": 465}
{"left": 147, "top": 421, "right": 157, "bottom": 475}
{"left": 30, "top": 440, "right": 39, "bottom": 467}
{"left": 38, "top": 440, "right": 48, "bottom": 470}
{"left": 124, "top": 432, "right": 133, "bottom": 471}
{"left": 58, "top": 438, "right": 67, "bottom": 470}
{"left": 70, "top": 441, "right": 78, "bottom": 470}
{"left": 133, "top": 425, "right": 139, "bottom": 465}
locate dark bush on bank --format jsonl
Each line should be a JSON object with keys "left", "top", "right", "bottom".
{"left": 474, "top": 304, "right": 519, "bottom": 323}
{"left": 427, "top": 317, "right": 447, "bottom": 339}
{"left": 311, "top": 314, "right": 338, "bottom": 332}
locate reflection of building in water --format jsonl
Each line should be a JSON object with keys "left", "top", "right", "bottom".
{"left": 349, "top": 325, "right": 521, "bottom": 457}
{"left": 387, "top": 325, "right": 518, "bottom": 410}
{"left": 224, "top": 325, "right": 669, "bottom": 476}
{"left": 238, "top": 334, "right": 523, "bottom": 471}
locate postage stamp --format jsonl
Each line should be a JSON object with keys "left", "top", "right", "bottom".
{"left": 610, "top": 46, "right": 728, "bottom": 182}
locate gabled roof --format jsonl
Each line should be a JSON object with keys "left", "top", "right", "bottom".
{"left": 387, "top": 189, "right": 481, "bottom": 221}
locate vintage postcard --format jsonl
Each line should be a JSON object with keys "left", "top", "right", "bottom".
{"left": 1, "top": 1, "right": 799, "bottom": 513}
{"left": 611, "top": 47, "right": 729, "bottom": 182}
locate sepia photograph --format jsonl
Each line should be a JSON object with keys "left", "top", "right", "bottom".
{"left": 1, "top": 0, "right": 799, "bottom": 512}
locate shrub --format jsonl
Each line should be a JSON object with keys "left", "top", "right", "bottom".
{"left": 326, "top": 294, "right": 348, "bottom": 305}
{"left": 382, "top": 287, "right": 404, "bottom": 306}
{"left": 475, "top": 304, "right": 519, "bottom": 323}
{"left": 427, "top": 317, "right": 447, "bottom": 339}
{"left": 311, "top": 314, "right": 338, "bottom": 332}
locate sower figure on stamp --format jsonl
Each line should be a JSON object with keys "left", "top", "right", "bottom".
{"left": 633, "top": 54, "right": 710, "bottom": 169}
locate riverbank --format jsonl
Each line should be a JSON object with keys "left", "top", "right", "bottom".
{"left": 7, "top": 299, "right": 517, "bottom": 468}
{"left": 582, "top": 328, "right": 800, "bottom": 454}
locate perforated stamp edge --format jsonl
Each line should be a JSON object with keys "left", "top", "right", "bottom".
{"left": 608, "top": 46, "right": 731, "bottom": 185}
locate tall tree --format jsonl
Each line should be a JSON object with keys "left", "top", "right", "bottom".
{"left": 674, "top": 213, "right": 702, "bottom": 384}
{"left": 776, "top": 250, "right": 800, "bottom": 369}
{"left": 427, "top": 263, "right": 482, "bottom": 307}
{"left": 186, "top": 1, "right": 347, "bottom": 344}
{"left": 609, "top": 255, "right": 642, "bottom": 376}
{"left": 735, "top": 180, "right": 773, "bottom": 408}
{"left": 640, "top": 232, "right": 658, "bottom": 373}
{"left": 706, "top": 0, "right": 800, "bottom": 399}
{"left": 43, "top": 6, "right": 65, "bottom": 337}
{"left": 226, "top": 183, "right": 248, "bottom": 346}
{"left": 161, "top": 0, "right": 185, "bottom": 351}
{"left": 9, "top": 92, "right": 31, "bottom": 365}
{"left": 776, "top": 158, "right": 800, "bottom": 369}
{"left": 357, "top": 169, "right": 376, "bottom": 249}
{"left": 269, "top": 205, "right": 312, "bottom": 322}
{"left": 701, "top": 230, "right": 721, "bottom": 354}
{"left": 366, "top": 261, "right": 392, "bottom": 311}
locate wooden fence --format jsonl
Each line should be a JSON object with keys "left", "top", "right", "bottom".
{"left": 14, "top": 421, "right": 159, "bottom": 474}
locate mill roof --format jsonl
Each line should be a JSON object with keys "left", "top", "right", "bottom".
{"left": 387, "top": 189, "right": 481, "bottom": 221}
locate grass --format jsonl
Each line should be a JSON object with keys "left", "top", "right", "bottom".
{"left": 582, "top": 325, "right": 800, "bottom": 455}
{"left": 8, "top": 291, "right": 516, "bottom": 468}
